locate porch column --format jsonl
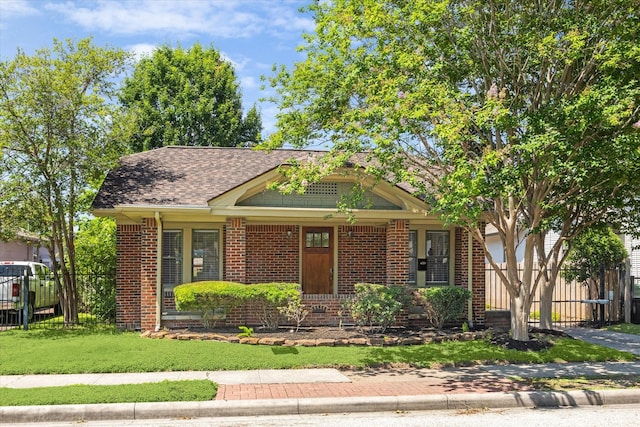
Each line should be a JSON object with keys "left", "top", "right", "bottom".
{"left": 225, "top": 217, "right": 247, "bottom": 283}
{"left": 115, "top": 223, "right": 141, "bottom": 330}
{"left": 456, "top": 226, "right": 486, "bottom": 326}
{"left": 386, "top": 219, "right": 409, "bottom": 285}
{"left": 471, "top": 223, "right": 486, "bottom": 325}
{"left": 140, "top": 217, "right": 158, "bottom": 331}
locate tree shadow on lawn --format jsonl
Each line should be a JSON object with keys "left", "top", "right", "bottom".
{"left": 0, "top": 325, "right": 125, "bottom": 340}
{"left": 358, "top": 333, "right": 636, "bottom": 370}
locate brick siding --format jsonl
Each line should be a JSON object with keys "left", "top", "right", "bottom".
{"left": 454, "top": 226, "right": 486, "bottom": 326}
{"left": 337, "top": 225, "right": 386, "bottom": 293}
{"left": 140, "top": 218, "right": 158, "bottom": 331}
{"left": 116, "top": 224, "right": 141, "bottom": 330}
{"left": 246, "top": 224, "right": 299, "bottom": 283}
{"left": 115, "top": 217, "right": 486, "bottom": 331}
{"left": 225, "top": 217, "right": 246, "bottom": 283}
{"left": 386, "top": 220, "right": 409, "bottom": 285}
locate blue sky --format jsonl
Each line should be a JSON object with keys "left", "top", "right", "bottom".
{"left": 0, "top": 0, "right": 315, "bottom": 135}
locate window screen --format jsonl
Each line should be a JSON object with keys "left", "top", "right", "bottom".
{"left": 426, "top": 231, "right": 449, "bottom": 284}
{"left": 162, "top": 230, "right": 183, "bottom": 289}
{"left": 192, "top": 230, "right": 220, "bottom": 282}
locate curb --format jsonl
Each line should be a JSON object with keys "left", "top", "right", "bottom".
{"left": 2, "top": 389, "right": 639, "bottom": 423}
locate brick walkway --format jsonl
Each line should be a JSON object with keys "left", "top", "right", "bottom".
{"left": 216, "top": 377, "right": 534, "bottom": 400}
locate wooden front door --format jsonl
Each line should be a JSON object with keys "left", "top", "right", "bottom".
{"left": 302, "top": 227, "right": 334, "bottom": 294}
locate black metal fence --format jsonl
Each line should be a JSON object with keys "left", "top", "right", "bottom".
{"left": 485, "top": 263, "right": 624, "bottom": 327}
{"left": 0, "top": 273, "right": 115, "bottom": 330}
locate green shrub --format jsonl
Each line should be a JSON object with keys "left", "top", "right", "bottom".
{"left": 174, "top": 281, "right": 248, "bottom": 326}
{"left": 247, "top": 283, "right": 301, "bottom": 330}
{"left": 348, "top": 283, "right": 410, "bottom": 333}
{"left": 173, "top": 281, "right": 300, "bottom": 329}
{"left": 530, "top": 311, "right": 561, "bottom": 322}
{"left": 415, "top": 286, "right": 471, "bottom": 329}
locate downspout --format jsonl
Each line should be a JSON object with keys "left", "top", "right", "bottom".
{"left": 155, "top": 212, "right": 163, "bottom": 332}
{"left": 468, "top": 231, "right": 474, "bottom": 328}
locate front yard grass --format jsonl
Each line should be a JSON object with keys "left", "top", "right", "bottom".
{"left": 0, "top": 326, "right": 635, "bottom": 375}
{"left": 0, "top": 380, "right": 216, "bottom": 406}
{"left": 604, "top": 323, "right": 640, "bottom": 335}
{"left": 1, "top": 326, "right": 637, "bottom": 406}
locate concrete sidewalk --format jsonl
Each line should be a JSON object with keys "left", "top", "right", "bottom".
{"left": 1, "top": 327, "right": 639, "bottom": 423}
{"left": 564, "top": 327, "right": 640, "bottom": 356}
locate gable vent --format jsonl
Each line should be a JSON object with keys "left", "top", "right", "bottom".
{"left": 305, "top": 182, "right": 338, "bottom": 196}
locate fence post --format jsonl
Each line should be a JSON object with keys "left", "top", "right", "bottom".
{"left": 599, "top": 264, "right": 606, "bottom": 326}
{"left": 625, "top": 259, "right": 632, "bottom": 323}
{"left": 22, "top": 268, "right": 29, "bottom": 331}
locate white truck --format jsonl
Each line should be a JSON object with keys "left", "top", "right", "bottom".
{"left": 0, "top": 261, "right": 61, "bottom": 322}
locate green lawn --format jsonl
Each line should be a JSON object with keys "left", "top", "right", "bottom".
{"left": 604, "top": 323, "right": 640, "bottom": 335}
{"left": 0, "top": 326, "right": 637, "bottom": 406}
{"left": 0, "top": 326, "right": 635, "bottom": 375}
{"left": 0, "top": 380, "right": 216, "bottom": 406}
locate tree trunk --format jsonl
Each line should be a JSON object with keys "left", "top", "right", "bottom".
{"left": 539, "top": 283, "right": 554, "bottom": 329}
{"left": 511, "top": 294, "right": 531, "bottom": 341}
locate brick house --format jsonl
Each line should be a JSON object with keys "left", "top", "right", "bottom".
{"left": 92, "top": 146, "right": 485, "bottom": 331}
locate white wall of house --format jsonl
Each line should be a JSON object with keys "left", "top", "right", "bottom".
{"left": 485, "top": 225, "right": 640, "bottom": 278}
{"left": 485, "top": 224, "right": 555, "bottom": 263}
{"left": 622, "top": 235, "right": 640, "bottom": 278}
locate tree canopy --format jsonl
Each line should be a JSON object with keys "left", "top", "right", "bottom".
{"left": 564, "top": 225, "right": 628, "bottom": 284}
{"left": 120, "top": 43, "right": 262, "bottom": 152}
{"left": 264, "top": 0, "right": 640, "bottom": 340}
{"left": 0, "top": 38, "right": 132, "bottom": 324}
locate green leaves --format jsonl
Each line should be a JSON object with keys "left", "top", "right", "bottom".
{"left": 564, "top": 225, "right": 629, "bottom": 283}
{"left": 119, "top": 43, "right": 262, "bottom": 151}
{"left": 347, "top": 283, "right": 410, "bottom": 332}
{"left": 265, "top": 0, "right": 640, "bottom": 338}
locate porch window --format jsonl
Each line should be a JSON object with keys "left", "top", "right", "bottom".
{"left": 408, "top": 230, "right": 417, "bottom": 284}
{"left": 426, "top": 231, "right": 449, "bottom": 284}
{"left": 162, "top": 230, "right": 183, "bottom": 290}
{"left": 192, "top": 230, "right": 220, "bottom": 282}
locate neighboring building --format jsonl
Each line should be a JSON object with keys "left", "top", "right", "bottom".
{"left": 0, "top": 231, "right": 51, "bottom": 267}
{"left": 485, "top": 224, "right": 639, "bottom": 277}
{"left": 92, "top": 147, "right": 486, "bottom": 331}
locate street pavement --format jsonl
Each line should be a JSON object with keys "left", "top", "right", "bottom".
{"left": 1, "top": 327, "right": 639, "bottom": 424}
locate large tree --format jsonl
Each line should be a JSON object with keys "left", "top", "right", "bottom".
{"left": 0, "top": 38, "right": 132, "bottom": 325}
{"left": 263, "top": 1, "right": 640, "bottom": 340}
{"left": 120, "top": 43, "right": 262, "bottom": 152}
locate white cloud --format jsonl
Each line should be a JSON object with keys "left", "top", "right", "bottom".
{"left": 43, "top": 0, "right": 313, "bottom": 39}
{"left": 127, "top": 43, "right": 157, "bottom": 61}
{"left": 0, "top": 0, "right": 39, "bottom": 17}
{"left": 240, "top": 76, "right": 257, "bottom": 90}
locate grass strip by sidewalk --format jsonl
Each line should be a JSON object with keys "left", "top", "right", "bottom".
{"left": 0, "top": 380, "right": 217, "bottom": 406}
{"left": 604, "top": 323, "right": 640, "bottom": 335}
{"left": 0, "top": 326, "right": 636, "bottom": 375}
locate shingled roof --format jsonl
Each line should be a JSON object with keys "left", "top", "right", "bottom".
{"left": 92, "top": 147, "right": 345, "bottom": 209}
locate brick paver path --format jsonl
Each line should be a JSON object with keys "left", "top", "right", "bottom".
{"left": 216, "top": 377, "right": 533, "bottom": 400}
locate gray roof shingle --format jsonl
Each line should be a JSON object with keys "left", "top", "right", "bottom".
{"left": 92, "top": 147, "right": 329, "bottom": 209}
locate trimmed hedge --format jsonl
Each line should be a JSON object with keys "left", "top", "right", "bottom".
{"left": 173, "top": 281, "right": 301, "bottom": 329}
